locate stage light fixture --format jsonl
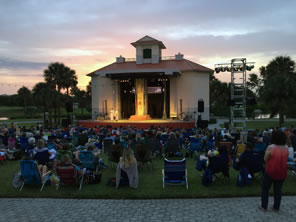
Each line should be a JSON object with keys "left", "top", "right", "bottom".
{"left": 215, "top": 67, "right": 221, "bottom": 73}
{"left": 246, "top": 65, "right": 254, "bottom": 71}
{"left": 239, "top": 65, "right": 244, "bottom": 71}
{"left": 221, "top": 66, "right": 226, "bottom": 72}
{"left": 226, "top": 66, "right": 231, "bottom": 72}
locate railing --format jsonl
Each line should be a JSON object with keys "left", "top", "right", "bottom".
{"left": 125, "top": 58, "right": 136, "bottom": 62}
{"left": 161, "top": 56, "right": 176, "bottom": 60}
{"left": 122, "top": 56, "right": 179, "bottom": 63}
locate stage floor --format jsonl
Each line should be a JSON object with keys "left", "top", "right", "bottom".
{"left": 78, "top": 119, "right": 195, "bottom": 129}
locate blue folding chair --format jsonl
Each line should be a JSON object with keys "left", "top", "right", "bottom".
{"left": 79, "top": 150, "right": 98, "bottom": 171}
{"left": 253, "top": 143, "right": 266, "bottom": 153}
{"left": 19, "top": 160, "right": 51, "bottom": 191}
{"left": 189, "top": 139, "right": 201, "bottom": 153}
{"left": 19, "top": 137, "right": 29, "bottom": 151}
{"left": 161, "top": 134, "right": 169, "bottom": 147}
{"left": 162, "top": 158, "right": 188, "bottom": 189}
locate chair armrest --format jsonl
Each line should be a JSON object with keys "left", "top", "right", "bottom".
{"left": 43, "top": 170, "right": 52, "bottom": 177}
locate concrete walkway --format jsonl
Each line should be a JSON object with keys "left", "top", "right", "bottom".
{"left": 1, "top": 196, "right": 295, "bottom": 222}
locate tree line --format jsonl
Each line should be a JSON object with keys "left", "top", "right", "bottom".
{"left": 1, "top": 56, "right": 295, "bottom": 127}
{"left": 0, "top": 62, "right": 91, "bottom": 127}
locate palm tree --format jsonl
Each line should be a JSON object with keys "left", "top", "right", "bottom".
{"left": 44, "top": 62, "right": 78, "bottom": 124}
{"left": 17, "top": 86, "right": 31, "bottom": 116}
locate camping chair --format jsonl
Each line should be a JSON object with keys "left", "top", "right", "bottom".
{"left": 55, "top": 165, "right": 86, "bottom": 190}
{"left": 219, "top": 142, "right": 232, "bottom": 154}
{"left": 208, "top": 153, "right": 230, "bottom": 183}
{"left": 245, "top": 151, "right": 265, "bottom": 180}
{"left": 162, "top": 158, "right": 188, "bottom": 189}
{"left": 19, "top": 160, "right": 51, "bottom": 191}
{"left": 135, "top": 143, "right": 152, "bottom": 170}
{"left": 103, "top": 138, "right": 113, "bottom": 154}
{"left": 146, "top": 137, "right": 161, "bottom": 156}
{"left": 253, "top": 143, "right": 267, "bottom": 153}
{"left": 19, "top": 137, "right": 29, "bottom": 152}
{"left": 189, "top": 139, "right": 201, "bottom": 153}
{"left": 108, "top": 144, "right": 122, "bottom": 167}
{"left": 79, "top": 150, "right": 99, "bottom": 172}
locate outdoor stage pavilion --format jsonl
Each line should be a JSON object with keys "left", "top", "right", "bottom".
{"left": 82, "top": 36, "right": 213, "bottom": 129}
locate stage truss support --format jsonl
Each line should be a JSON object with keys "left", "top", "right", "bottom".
{"left": 230, "top": 58, "right": 247, "bottom": 133}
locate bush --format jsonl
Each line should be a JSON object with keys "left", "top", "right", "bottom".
{"left": 209, "top": 118, "right": 217, "bottom": 124}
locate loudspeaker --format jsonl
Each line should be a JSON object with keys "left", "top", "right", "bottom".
{"left": 197, "top": 120, "right": 208, "bottom": 129}
{"left": 198, "top": 100, "right": 204, "bottom": 113}
{"left": 65, "top": 101, "right": 73, "bottom": 113}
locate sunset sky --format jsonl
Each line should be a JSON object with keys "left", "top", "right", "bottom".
{"left": 0, "top": 0, "right": 296, "bottom": 95}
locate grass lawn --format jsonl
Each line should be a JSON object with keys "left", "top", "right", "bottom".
{"left": 220, "top": 120, "right": 296, "bottom": 131}
{"left": 1, "top": 154, "right": 295, "bottom": 199}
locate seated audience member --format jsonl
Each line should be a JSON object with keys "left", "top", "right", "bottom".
{"left": 109, "top": 136, "right": 123, "bottom": 163}
{"left": 208, "top": 145, "right": 230, "bottom": 174}
{"left": 197, "top": 145, "right": 229, "bottom": 172}
{"left": 234, "top": 142, "right": 254, "bottom": 170}
{"left": 57, "top": 153, "right": 84, "bottom": 175}
{"left": 287, "top": 137, "right": 296, "bottom": 166}
{"left": 27, "top": 137, "right": 36, "bottom": 157}
{"left": 234, "top": 141, "right": 264, "bottom": 179}
{"left": 165, "top": 132, "right": 180, "bottom": 157}
{"left": 247, "top": 131, "right": 263, "bottom": 148}
{"left": 33, "top": 139, "right": 51, "bottom": 176}
{"left": 116, "top": 147, "right": 138, "bottom": 188}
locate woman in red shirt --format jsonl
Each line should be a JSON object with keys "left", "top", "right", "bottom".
{"left": 260, "top": 130, "right": 289, "bottom": 211}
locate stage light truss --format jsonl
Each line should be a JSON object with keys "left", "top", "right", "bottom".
{"left": 214, "top": 58, "right": 255, "bottom": 138}
{"left": 214, "top": 62, "right": 255, "bottom": 73}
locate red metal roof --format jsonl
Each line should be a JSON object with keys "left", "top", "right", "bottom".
{"left": 87, "top": 59, "right": 213, "bottom": 76}
{"left": 131, "top": 35, "right": 166, "bottom": 49}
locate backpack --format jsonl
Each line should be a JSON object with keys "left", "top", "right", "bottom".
{"left": 12, "top": 172, "right": 23, "bottom": 189}
{"left": 87, "top": 171, "right": 102, "bottom": 184}
{"left": 237, "top": 168, "right": 251, "bottom": 187}
{"left": 202, "top": 168, "right": 213, "bottom": 186}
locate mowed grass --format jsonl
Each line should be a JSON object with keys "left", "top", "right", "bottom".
{"left": 220, "top": 120, "right": 296, "bottom": 131}
{"left": 1, "top": 154, "right": 296, "bottom": 199}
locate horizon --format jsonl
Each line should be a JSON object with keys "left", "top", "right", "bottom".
{"left": 1, "top": 0, "right": 296, "bottom": 95}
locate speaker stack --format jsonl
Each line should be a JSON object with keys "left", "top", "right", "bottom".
{"left": 197, "top": 99, "right": 208, "bottom": 129}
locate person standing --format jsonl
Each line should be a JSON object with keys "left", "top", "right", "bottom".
{"left": 260, "top": 130, "right": 289, "bottom": 211}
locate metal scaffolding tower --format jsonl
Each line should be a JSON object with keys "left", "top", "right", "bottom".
{"left": 230, "top": 58, "right": 247, "bottom": 132}
{"left": 215, "top": 58, "right": 255, "bottom": 138}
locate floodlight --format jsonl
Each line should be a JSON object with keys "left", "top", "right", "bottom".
{"left": 246, "top": 65, "right": 254, "bottom": 71}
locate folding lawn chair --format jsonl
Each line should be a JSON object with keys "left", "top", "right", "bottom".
{"left": 135, "top": 143, "right": 152, "bottom": 171}
{"left": 19, "top": 160, "right": 51, "bottom": 191}
{"left": 103, "top": 138, "right": 113, "bottom": 154}
{"left": 55, "top": 165, "right": 86, "bottom": 191}
{"left": 79, "top": 150, "right": 99, "bottom": 172}
{"left": 209, "top": 153, "right": 230, "bottom": 183}
{"left": 245, "top": 151, "right": 265, "bottom": 179}
{"left": 253, "top": 143, "right": 267, "bottom": 153}
{"left": 219, "top": 142, "right": 232, "bottom": 154}
{"left": 162, "top": 158, "right": 188, "bottom": 189}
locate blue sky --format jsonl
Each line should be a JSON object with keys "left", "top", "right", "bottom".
{"left": 0, "top": 0, "right": 295, "bottom": 94}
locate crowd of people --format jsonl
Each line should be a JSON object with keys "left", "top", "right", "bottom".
{"left": 0, "top": 122, "right": 295, "bottom": 210}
